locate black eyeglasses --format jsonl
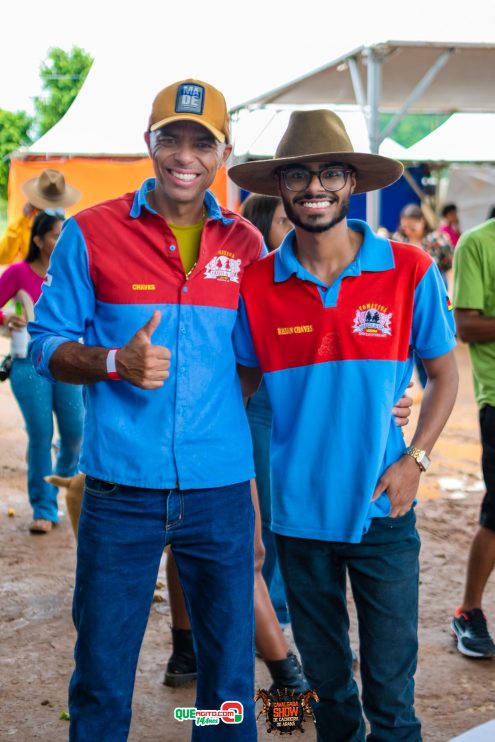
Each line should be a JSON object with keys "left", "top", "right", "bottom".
{"left": 277, "top": 166, "right": 352, "bottom": 193}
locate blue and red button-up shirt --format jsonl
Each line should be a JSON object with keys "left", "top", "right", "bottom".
{"left": 29, "top": 179, "right": 264, "bottom": 489}
{"left": 234, "top": 219, "right": 456, "bottom": 542}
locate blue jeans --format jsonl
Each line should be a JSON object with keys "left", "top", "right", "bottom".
{"left": 276, "top": 509, "right": 421, "bottom": 742}
{"left": 69, "top": 479, "right": 256, "bottom": 741}
{"left": 9, "top": 358, "right": 84, "bottom": 521}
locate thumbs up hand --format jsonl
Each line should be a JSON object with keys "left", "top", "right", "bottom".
{"left": 116, "top": 310, "right": 171, "bottom": 389}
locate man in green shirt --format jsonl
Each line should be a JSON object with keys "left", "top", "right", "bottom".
{"left": 451, "top": 217, "right": 495, "bottom": 658}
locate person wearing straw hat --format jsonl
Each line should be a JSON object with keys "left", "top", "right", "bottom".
{"left": 230, "top": 109, "right": 459, "bottom": 741}
{"left": 0, "top": 169, "right": 81, "bottom": 264}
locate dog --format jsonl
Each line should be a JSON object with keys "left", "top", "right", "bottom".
{"left": 45, "top": 473, "right": 85, "bottom": 539}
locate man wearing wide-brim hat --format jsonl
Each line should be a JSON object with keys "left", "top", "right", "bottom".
{"left": 0, "top": 169, "right": 81, "bottom": 264}
{"left": 231, "top": 109, "right": 459, "bottom": 740}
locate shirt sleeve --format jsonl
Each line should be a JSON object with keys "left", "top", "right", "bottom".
{"left": 28, "top": 218, "right": 95, "bottom": 381}
{"left": 452, "top": 235, "right": 484, "bottom": 311}
{"left": 233, "top": 296, "right": 260, "bottom": 368}
{"left": 0, "top": 214, "right": 32, "bottom": 265}
{"left": 412, "top": 261, "right": 456, "bottom": 359}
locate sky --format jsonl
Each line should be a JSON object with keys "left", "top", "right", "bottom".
{"left": 2, "top": 0, "right": 495, "bottom": 119}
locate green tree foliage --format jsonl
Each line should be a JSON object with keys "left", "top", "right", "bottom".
{"left": 0, "top": 109, "right": 33, "bottom": 200}
{"left": 33, "top": 46, "right": 93, "bottom": 137}
{"left": 380, "top": 113, "right": 451, "bottom": 148}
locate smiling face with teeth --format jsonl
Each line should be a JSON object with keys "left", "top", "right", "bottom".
{"left": 279, "top": 160, "right": 356, "bottom": 235}
{"left": 145, "top": 121, "right": 231, "bottom": 221}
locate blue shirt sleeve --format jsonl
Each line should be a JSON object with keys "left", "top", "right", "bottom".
{"left": 412, "top": 261, "right": 456, "bottom": 359}
{"left": 233, "top": 296, "right": 260, "bottom": 368}
{"left": 28, "top": 218, "right": 95, "bottom": 382}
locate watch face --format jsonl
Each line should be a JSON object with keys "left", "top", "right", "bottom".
{"left": 418, "top": 451, "right": 430, "bottom": 470}
{"left": 407, "top": 447, "right": 430, "bottom": 471}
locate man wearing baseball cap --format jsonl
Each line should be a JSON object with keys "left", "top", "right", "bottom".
{"left": 0, "top": 169, "right": 81, "bottom": 264}
{"left": 230, "top": 109, "right": 459, "bottom": 740}
{"left": 29, "top": 79, "right": 263, "bottom": 740}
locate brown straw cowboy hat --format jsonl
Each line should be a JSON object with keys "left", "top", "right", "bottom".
{"left": 22, "top": 169, "right": 81, "bottom": 210}
{"left": 228, "top": 109, "right": 404, "bottom": 196}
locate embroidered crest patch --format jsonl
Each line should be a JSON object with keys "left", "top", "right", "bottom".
{"left": 204, "top": 255, "right": 241, "bottom": 283}
{"left": 353, "top": 304, "right": 392, "bottom": 337}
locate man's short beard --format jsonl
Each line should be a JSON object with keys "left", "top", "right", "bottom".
{"left": 282, "top": 195, "right": 351, "bottom": 234}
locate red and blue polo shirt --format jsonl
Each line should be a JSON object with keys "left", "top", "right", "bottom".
{"left": 29, "top": 179, "right": 264, "bottom": 489}
{"left": 234, "top": 219, "right": 456, "bottom": 543}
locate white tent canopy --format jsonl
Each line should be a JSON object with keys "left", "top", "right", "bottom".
{"left": 232, "top": 41, "right": 495, "bottom": 226}
{"left": 399, "top": 114, "right": 495, "bottom": 232}
{"left": 403, "top": 114, "right": 495, "bottom": 163}
{"left": 441, "top": 165, "right": 495, "bottom": 232}
{"left": 232, "top": 106, "right": 408, "bottom": 160}
{"left": 21, "top": 59, "right": 152, "bottom": 157}
{"left": 14, "top": 40, "right": 495, "bottom": 224}
{"left": 232, "top": 41, "right": 495, "bottom": 114}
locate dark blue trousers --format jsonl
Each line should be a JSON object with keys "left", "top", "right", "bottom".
{"left": 276, "top": 509, "right": 421, "bottom": 742}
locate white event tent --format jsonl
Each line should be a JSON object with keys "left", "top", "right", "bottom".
{"left": 9, "top": 40, "right": 495, "bottom": 226}
{"left": 403, "top": 114, "right": 495, "bottom": 230}
{"left": 232, "top": 41, "right": 495, "bottom": 227}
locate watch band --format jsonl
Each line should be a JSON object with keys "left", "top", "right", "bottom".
{"left": 106, "top": 348, "right": 120, "bottom": 380}
{"left": 405, "top": 446, "right": 430, "bottom": 472}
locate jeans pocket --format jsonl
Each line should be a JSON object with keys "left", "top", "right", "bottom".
{"left": 84, "top": 476, "right": 117, "bottom": 497}
{"left": 380, "top": 507, "right": 416, "bottom": 528}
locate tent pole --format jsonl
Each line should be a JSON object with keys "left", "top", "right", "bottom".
{"left": 348, "top": 56, "right": 366, "bottom": 110}
{"left": 366, "top": 48, "right": 381, "bottom": 230}
{"left": 379, "top": 48, "right": 454, "bottom": 143}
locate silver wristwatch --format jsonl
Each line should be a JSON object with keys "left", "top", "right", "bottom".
{"left": 405, "top": 446, "right": 431, "bottom": 472}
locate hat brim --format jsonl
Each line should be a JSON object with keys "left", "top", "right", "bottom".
{"left": 150, "top": 114, "right": 226, "bottom": 143}
{"left": 228, "top": 151, "right": 404, "bottom": 196}
{"left": 22, "top": 177, "right": 81, "bottom": 210}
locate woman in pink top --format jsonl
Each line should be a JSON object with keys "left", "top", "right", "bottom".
{"left": 0, "top": 212, "right": 84, "bottom": 534}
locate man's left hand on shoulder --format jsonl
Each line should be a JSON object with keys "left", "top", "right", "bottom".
{"left": 371, "top": 454, "right": 422, "bottom": 517}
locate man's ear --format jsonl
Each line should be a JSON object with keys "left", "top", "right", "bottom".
{"left": 350, "top": 171, "right": 357, "bottom": 194}
{"left": 221, "top": 143, "right": 233, "bottom": 165}
{"left": 144, "top": 131, "right": 151, "bottom": 155}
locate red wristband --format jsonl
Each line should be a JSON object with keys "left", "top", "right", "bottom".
{"left": 106, "top": 348, "right": 120, "bottom": 380}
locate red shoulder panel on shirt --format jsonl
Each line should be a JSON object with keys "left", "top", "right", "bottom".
{"left": 241, "top": 245, "right": 432, "bottom": 373}
{"left": 75, "top": 199, "right": 263, "bottom": 309}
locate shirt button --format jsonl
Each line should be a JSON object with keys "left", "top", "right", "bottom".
{"left": 183, "top": 286, "right": 188, "bottom": 293}
{"left": 169, "top": 245, "right": 176, "bottom": 251}
{"left": 180, "top": 326, "right": 186, "bottom": 334}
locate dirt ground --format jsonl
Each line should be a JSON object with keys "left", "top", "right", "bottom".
{"left": 1, "top": 337, "right": 494, "bottom": 742}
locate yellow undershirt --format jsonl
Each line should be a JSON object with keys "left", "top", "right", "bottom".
{"left": 169, "top": 220, "right": 204, "bottom": 275}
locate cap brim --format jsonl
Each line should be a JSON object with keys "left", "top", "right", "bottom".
{"left": 228, "top": 152, "right": 404, "bottom": 196}
{"left": 21, "top": 178, "right": 81, "bottom": 210}
{"left": 150, "top": 114, "right": 226, "bottom": 143}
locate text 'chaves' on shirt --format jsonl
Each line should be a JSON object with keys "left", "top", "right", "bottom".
{"left": 234, "top": 220, "right": 456, "bottom": 543}
{"left": 29, "top": 179, "right": 264, "bottom": 489}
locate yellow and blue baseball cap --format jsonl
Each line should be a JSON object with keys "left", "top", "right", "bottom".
{"left": 148, "top": 79, "right": 230, "bottom": 143}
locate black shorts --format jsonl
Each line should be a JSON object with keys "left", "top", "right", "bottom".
{"left": 479, "top": 404, "right": 495, "bottom": 532}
